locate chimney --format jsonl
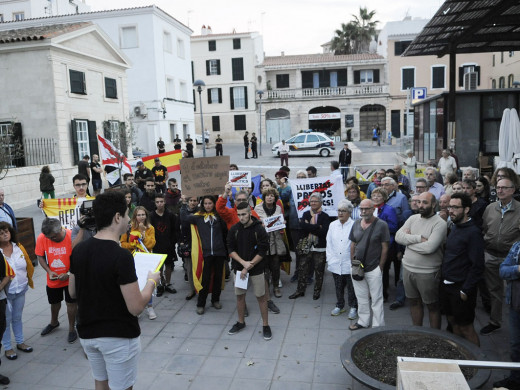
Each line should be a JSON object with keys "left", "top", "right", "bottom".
{"left": 281, "top": 51, "right": 285, "bottom": 56}
{"left": 207, "top": 25, "right": 212, "bottom": 34}
{"left": 201, "top": 25, "right": 207, "bottom": 35}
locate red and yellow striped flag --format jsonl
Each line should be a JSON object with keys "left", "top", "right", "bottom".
{"left": 142, "top": 150, "right": 182, "bottom": 174}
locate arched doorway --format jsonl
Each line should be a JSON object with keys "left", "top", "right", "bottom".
{"left": 266, "top": 109, "right": 291, "bottom": 143}
{"left": 308, "top": 106, "right": 340, "bottom": 138}
{"left": 359, "top": 104, "right": 386, "bottom": 141}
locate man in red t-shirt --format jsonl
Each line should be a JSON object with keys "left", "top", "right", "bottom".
{"left": 36, "top": 218, "right": 77, "bottom": 343}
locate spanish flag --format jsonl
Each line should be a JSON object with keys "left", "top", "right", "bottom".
{"left": 142, "top": 150, "right": 182, "bottom": 174}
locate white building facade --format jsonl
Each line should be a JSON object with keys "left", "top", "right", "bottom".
{"left": 0, "top": 5, "right": 195, "bottom": 155}
{"left": 0, "top": 0, "right": 90, "bottom": 22}
{"left": 191, "top": 30, "right": 264, "bottom": 143}
{"left": 256, "top": 53, "right": 389, "bottom": 142}
{"left": 0, "top": 22, "right": 130, "bottom": 207}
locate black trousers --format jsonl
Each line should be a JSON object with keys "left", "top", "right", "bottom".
{"left": 197, "top": 256, "right": 225, "bottom": 307}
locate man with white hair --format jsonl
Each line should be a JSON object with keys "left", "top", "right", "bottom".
{"left": 438, "top": 150, "right": 457, "bottom": 178}
{"left": 463, "top": 168, "right": 477, "bottom": 181}
{"left": 425, "top": 167, "right": 445, "bottom": 200}
{"left": 381, "top": 177, "right": 410, "bottom": 225}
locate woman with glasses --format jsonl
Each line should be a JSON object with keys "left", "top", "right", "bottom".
{"left": 0, "top": 222, "right": 34, "bottom": 362}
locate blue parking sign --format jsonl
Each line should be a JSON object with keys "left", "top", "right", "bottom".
{"left": 412, "top": 87, "right": 427, "bottom": 100}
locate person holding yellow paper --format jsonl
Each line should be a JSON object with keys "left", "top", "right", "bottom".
{"left": 69, "top": 191, "right": 160, "bottom": 390}
{"left": 120, "top": 207, "right": 157, "bottom": 319}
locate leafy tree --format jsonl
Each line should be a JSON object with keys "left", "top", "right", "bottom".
{"left": 330, "top": 7, "right": 379, "bottom": 55}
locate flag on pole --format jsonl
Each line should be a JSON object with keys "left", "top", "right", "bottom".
{"left": 97, "top": 134, "right": 132, "bottom": 184}
{"left": 142, "top": 150, "right": 182, "bottom": 173}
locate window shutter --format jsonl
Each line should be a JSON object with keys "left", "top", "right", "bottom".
{"left": 103, "top": 121, "right": 111, "bottom": 140}
{"left": 244, "top": 86, "right": 248, "bottom": 109}
{"left": 230, "top": 87, "right": 234, "bottom": 109}
{"left": 354, "top": 70, "right": 360, "bottom": 84}
{"left": 394, "top": 42, "right": 401, "bottom": 56}
{"left": 70, "top": 70, "right": 86, "bottom": 94}
{"left": 206, "top": 60, "right": 210, "bottom": 76}
{"left": 373, "top": 69, "right": 380, "bottom": 83}
{"left": 475, "top": 66, "right": 481, "bottom": 85}
{"left": 88, "top": 121, "right": 99, "bottom": 157}
{"left": 216, "top": 60, "right": 221, "bottom": 75}
{"left": 207, "top": 89, "right": 211, "bottom": 104}
{"left": 458, "top": 67, "right": 464, "bottom": 87}
{"left": 338, "top": 69, "right": 348, "bottom": 86}
{"left": 321, "top": 70, "right": 330, "bottom": 87}
{"left": 105, "top": 77, "right": 117, "bottom": 98}
{"left": 193, "top": 90, "right": 196, "bottom": 112}
{"left": 12, "top": 122, "right": 24, "bottom": 167}
{"left": 218, "top": 88, "right": 222, "bottom": 103}
{"left": 119, "top": 122, "right": 128, "bottom": 156}
{"left": 71, "top": 120, "right": 79, "bottom": 165}
{"left": 302, "top": 72, "right": 313, "bottom": 88}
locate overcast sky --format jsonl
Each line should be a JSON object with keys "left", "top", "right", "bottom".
{"left": 86, "top": 0, "right": 443, "bottom": 56}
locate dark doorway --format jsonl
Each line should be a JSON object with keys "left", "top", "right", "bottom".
{"left": 308, "top": 106, "right": 340, "bottom": 138}
{"left": 359, "top": 104, "right": 386, "bottom": 140}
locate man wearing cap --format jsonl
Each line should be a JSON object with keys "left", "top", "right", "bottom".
{"left": 151, "top": 158, "right": 168, "bottom": 194}
{"left": 339, "top": 143, "right": 352, "bottom": 183}
{"left": 134, "top": 161, "right": 153, "bottom": 192}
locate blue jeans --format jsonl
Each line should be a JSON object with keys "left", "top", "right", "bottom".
{"left": 2, "top": 286, "right": 28, "bottom": 350}
{"left": 510, "top": 308, "right": 520, "bottom": 383}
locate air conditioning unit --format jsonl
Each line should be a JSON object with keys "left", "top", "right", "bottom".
{"left": 133, "top": 106, "right": 141, "bottom": 116}
{"left": 464, "top": 72, "right": 478, "bottom": 90}
{"left": 133, "top": 104, "right": 147, "bottom": 118}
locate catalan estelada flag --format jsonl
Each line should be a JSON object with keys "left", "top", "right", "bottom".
{"left": 42, "top": 197, "right": 95, "bottom": 230}
{"left": 142, "top": 150, "right": 182, "bottom": 173}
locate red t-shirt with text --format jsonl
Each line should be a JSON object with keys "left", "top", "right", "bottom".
{"left": 35, "top": 230, "right": 72, "bottom": 288}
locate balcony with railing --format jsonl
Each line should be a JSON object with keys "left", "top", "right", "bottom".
{"left": 265, "top": 84, "right": 388, "bottom": 100}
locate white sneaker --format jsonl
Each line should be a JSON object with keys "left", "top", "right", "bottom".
{"left": 348, "top": 307, "right": 358, "bottom": 320}
{"left": 331, "top": 307, "right": 346, "bottom": 316}
{"left": 147, "top": 307, "right": 157, "bottom": 320}
{"left": 278, "top": 280, "right": 283, "bottom": 288}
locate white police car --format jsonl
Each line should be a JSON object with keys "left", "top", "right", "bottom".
{"left": 272, "top": 132, "right": 335, "bottom": 157}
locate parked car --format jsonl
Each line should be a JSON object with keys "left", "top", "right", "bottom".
{"left": 132, "top": 148, "right": 148, "bottom": 158}
{"left": 272, "top": 132, "right": 335, "bottom": 157}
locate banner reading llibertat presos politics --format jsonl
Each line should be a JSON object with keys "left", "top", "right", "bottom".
{"left": 290, "top": 175, "right": 344, "bottom": 218}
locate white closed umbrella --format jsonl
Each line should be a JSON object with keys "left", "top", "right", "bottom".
{"left": 498, "top": 108, "right": 511, "bottom": 168}
{"left": 509, "top": 108, "right": 520, "bottom": 174}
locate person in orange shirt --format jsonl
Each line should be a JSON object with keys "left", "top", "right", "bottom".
{"left": 36, "top": 218, "right": 77, "bottom": 344}
{"left": 120, "top": 207, "right": 157, "bottom": 319}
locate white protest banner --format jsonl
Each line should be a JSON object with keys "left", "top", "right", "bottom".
{"left": 263, "top": 214, "right": 286, "bottom": 232}
{"left": 290, "top": 175, "right": 344, "bottom": 218}
{"left": 229, "top": 171, "right": 251, "bottom": 187}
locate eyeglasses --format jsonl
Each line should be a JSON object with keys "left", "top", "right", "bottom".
{"left": 497, "top": 186, "right": 514, "bottom": 191}
{"left": 74, "top": 183, "right": 88, "bottom": 188}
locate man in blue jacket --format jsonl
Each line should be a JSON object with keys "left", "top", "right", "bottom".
{"left": 440, "top": 193, "right": 484, "bottom": 346}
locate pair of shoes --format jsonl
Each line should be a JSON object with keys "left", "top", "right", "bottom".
{"left": 196, "top": 307, "right": 205, "bottom": 315}
{"left": 156, "top": 284, "right": 164, "bottom": 297}
{"left": 480, "top": 323, "right": 501, "bottom": 335}
{"left": 0, "top": 374, "right": 9, "bottom": 385}
{"left": 349, "top": 323, "right": 366, "bottom": 331}
{"left": 313, "top": 292, "right": 320, "bottom": 300}
{"left": 306, "top": 277, "right": 313, "bottom": 285}
{"left": 164, "top": 284, "right": 177, "bottom": 294}
{"left": 68, "top": 331, "right": 78, "bottom": 344}
{"left": 41, "top": 322, "right": 60, "bottom": 336}
{"left": 186, "top": 291, "right": 196, "bottom": 300}
{"left": 348, "top": 308, "right": 358, "bottom": 320}
{"left": 267, "top": 300, "right": 280, "bottom": 314}
{"left": 16, "top": 344, "right": 33, "bottom": 353}
{"left": 493, "top": 377, "right": 520, "bottom": 390}
{"left": 290, "top": 274, "right": 298, "bottom": 283}
{"left": 289, "top": 291, "right": 305, "bottom": 299}
{"left": 278, "top": 280, "right": 283, "bottom": 288}
{"left": 245, "top": 157, "right": 250, "bottom": 159}
{"left": 244, "top": 306, "right": 249, "bottom": 317}
{"left": 228, "top": 321, "right": 246, "bottom": 335}
{"left": 263, "top": 325, "right": 272, "bottom": 340}
{"left": 389, "top": 301, "right": 403, "bottom": 310}
{"left": 274, "top": 288, "right": 282, "bottom": 298}
{"left": 331, "top": 307, "right": 346, "bottom": 316}
{"left": 5, "top": 350, "right": 17, "bottom": 360}
{"left": 147, "top": 307, "right": 157, "bottom": 320}
{"left": 212, "top": 301, "right": 222, "bottom": 310}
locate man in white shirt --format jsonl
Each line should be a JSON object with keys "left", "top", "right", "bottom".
{"left": 279, "top": 140, "right": 290, "bottom": 167}
{"left": 438, "top": 150, "right": 457, "bottom": 178}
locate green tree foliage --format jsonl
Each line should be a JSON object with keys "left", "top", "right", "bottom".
{"left": 330, "top": 7, "right": 379, "bottom": 55}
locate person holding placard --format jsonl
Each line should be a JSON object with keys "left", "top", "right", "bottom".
{"left": 69, "top": 191, "right": 160, "bottom": 390}
{"left": 227, "top": 202, "right": 271, "bottom": 340}
{"left": 120, "top": 207, "right": 157, "bottom": 319}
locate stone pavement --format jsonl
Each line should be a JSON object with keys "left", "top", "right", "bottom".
{"left": 2, "top": 140, "right": 512, "bottom": 389}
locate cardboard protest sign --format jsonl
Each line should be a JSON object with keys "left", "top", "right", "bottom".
{"left": 290, "top": 176, "right": 344, "bottom": 218}
{"left": 263, "top": 214, "right": 286, "bottom": 232}
{"left": 229, "top": 171, "right": 251, "bottom": 187}
{"left": 180, "top": 156, "right": 230, "bottom": 198}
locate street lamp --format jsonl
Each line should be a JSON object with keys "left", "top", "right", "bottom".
{"left": 193, "top": 79, "right": 206, "bottom": 157}
{"left": 257, "top": 90, "right": 264, "bottom": 156}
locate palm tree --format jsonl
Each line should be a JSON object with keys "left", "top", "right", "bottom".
{"left": 351, "top": 7, "right": 378, "bottom": 54}
{"left": 330, "top": 22, "right": 358, "bottom": 55}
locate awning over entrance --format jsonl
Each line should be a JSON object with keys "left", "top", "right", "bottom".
{"left": 403, "top": 0, "right": 520, "bottom": 58}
